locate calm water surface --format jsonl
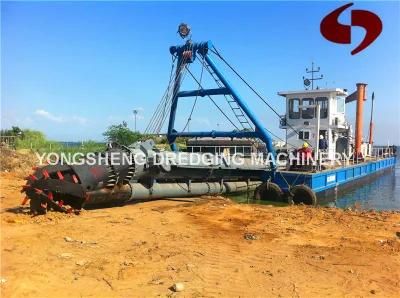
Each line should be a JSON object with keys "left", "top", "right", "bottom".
{"left": 230, "top": 153, "right": 400, "bottom": 211}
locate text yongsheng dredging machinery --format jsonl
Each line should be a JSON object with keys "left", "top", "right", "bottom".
{"left": 22, "top": 24, "right": 396, "bottom": 214}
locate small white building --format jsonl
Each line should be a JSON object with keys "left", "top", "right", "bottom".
{"left": 278, "top": 88, "right": 352, "bottom": 160}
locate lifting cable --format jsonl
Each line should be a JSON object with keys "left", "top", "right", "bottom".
{"left": 147, "top": 43, "right": 307, "bottom": 147}
{"left": 147, "top": 51, "right": 189, "bottom": 134}
{"left": 184, "top": 66, "right": 240, "bottom": 130}
{"left": 263, "top": 127, "right": 298, "bottom": 149}
{"left": 145, "top": 55, "right": 176, "bottom": 133}
{"left": 210, "top": 46, "right": 312, "bottom": 147}
{"left": 145, "top": 50, "right": 191, "bottom": 134}
{"left": 153, "top": 55, "right": 186, "bottom": 133}
{"left": 156, "top": 57, "right": 191, "bottom": 133}
{"left": 182, "top": 52, "right": 296, "bottom": 148}
{"left": 154, "top": 49, "right": 193, "bottom": 133}
{"left": 195, "top": 54, "right": 253, "bottom": 131}
{"left": 181, "top": 54, "right": 205, "bottom": 132}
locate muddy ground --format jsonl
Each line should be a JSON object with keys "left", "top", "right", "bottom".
{"left": 1, "top": 171, "right": 400, "bottom": 297}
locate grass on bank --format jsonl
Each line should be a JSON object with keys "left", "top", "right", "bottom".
{"left": 13, "top": 130, "right": 106, "bottom": 154}
{"left": 5, "top": 127, "right": 186, "bottom": 154}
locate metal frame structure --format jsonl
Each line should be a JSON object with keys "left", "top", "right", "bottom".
{"left": 167, "top": 40, "right": 276, "bottom": 169}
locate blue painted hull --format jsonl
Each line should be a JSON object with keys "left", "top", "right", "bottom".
{"left": 273, "top": 157, "right": 397, "bottom": 193}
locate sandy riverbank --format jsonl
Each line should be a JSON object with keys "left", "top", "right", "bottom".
{"left": 1, "top": 171, "right": 400, "bottom": 297}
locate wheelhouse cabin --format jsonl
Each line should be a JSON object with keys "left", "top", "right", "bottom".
{"left": 278, "top": 88, "right": 352, "bottom": 160}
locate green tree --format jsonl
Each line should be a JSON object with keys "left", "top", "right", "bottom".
{"left": 15, "top": 129, "right": 48, "bottom": 149}
{"left": 21, "top": 129, "right": 46, "bottom": 142}
{"left": 103, "top": 121, "right": 141, "bottom": 146}
{"left": 0, "top": 126, "right": 23, "bottom": 137}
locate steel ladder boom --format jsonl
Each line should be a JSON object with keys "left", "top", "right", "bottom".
{"left": 203, "top": 62, "right": 253, "bottom": 131}
{"left": 167, "top": 40, "right": 276, "bottom": 170}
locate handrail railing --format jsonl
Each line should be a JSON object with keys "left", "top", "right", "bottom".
{"left": 371, "top": 146, "right": 396, "bottom": 159}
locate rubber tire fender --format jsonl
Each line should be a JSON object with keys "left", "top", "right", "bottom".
{"left": 289, "top": 184, "right": 317, "bottom": 205}
{"left": 254, "top": 182, "right": 283, "bottom": 201}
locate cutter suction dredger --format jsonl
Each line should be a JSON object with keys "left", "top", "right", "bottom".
{"left": 23, "top": 32, "right": 281, "bottom": 214}
{"left": 22, "top": 27, "right": 398, "bottom": 213}
{"left": 23, "top": 140, "right": 266, "bottom": 214}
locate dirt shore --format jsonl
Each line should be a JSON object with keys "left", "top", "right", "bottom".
{"left": 1, "top": 172, "right": 400, "bottom": 297}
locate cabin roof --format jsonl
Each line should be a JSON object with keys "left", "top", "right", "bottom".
{"left": 277, "top": 88, "right": 347, "bottom": 98}
{"left": 187, "top": 138, "right": 259, "bottom": 146}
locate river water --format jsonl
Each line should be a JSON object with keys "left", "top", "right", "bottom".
{"left": 230, "top": 152, "right": 400, "bottom": 211}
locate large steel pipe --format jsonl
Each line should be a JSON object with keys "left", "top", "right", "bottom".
{"left": 85, "top": 181, "right": 261, "bottom": 207}
{"left": 127, "top": 181, "right": 262, "bottom": 201}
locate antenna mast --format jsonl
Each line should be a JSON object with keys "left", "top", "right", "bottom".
{"left": 368, "top": 92, "right": 375, "bottom": 145}
{"left": 303, "top": 62, "right": 323, "bottom": 90}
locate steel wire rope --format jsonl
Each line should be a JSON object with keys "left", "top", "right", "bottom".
{"left": 184, "top": 65, "right": 240, "bottom": 130}
{"left": 181, "top": 54, "right": 206, "bottom": 132}
{"left": 145, "top": 84, "right": 172, "bottom": 133}
{"left": 154, "top": 45, "right": 195, "bottom": 133}
{"left": 147, "top": 51, "right": 190, "bottom": 134}
{"left": 146, "top": 50, "right": 191, "bottom": 134}
{"left": 263, "top": 127, "right": 298, "bottom": 149}
{"left": 145, "top": 55, "right": 177, "bottom": 133}
{"left": 149, "top": 54, "right": 187, "bottom": 134}
{"left": 195, "top": 54, "right": 253, "bottom": 131}
{"left": 155, "top": 53, "right": 192, "bottom": 133}
{"left": 194, "top": 52, "right": 297, "bottom": 149}
{"left": 210, "top": 46, "right": 313, "bottom": 147}
{"left": 156, "top": 54, "right": 190, "bottom": 131}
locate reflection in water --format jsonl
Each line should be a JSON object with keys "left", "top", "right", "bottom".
{"left": 320, "top": 167, "right": 399, "bottom": 210}
{"left": 230, "top": 155, "right": 400, "bottom": 211}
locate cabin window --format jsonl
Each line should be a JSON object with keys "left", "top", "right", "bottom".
{"left": 192, "top": 146, "right": 201, "bottom": 153}
{"left": 316, "top": 97, "right": 328, "bottom": 119}
{"left": 289, "top": 98, "right": 300, "bottom": 119}
{"left": 243, "top": 146, "right": 252, "bottom": 155}
{"left": 298, "top": 130, "right": 310, "bottom": 140}
{"left": 337, "top": 96, "right": 345, "bottom": 113}
{"left": 301, "top": 98, "right": 314, "bottom": 119}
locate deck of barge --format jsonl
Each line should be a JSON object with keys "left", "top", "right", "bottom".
{"left": 273, "top": 156, "right": 397, "bottom": 193}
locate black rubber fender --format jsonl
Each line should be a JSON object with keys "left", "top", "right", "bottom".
{"left": 254, "top": 182, "right": 283, "bottom": 201}
{"left": 289, "top": 184, "right": 317, "bottom": 205}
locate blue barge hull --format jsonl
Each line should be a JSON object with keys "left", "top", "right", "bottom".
{"left": 273, "top": 157, "right": 396, "bottom": 194}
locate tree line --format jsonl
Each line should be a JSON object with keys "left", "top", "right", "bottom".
{"left": 1, "top": 122, "right": 185, "bottom": 150}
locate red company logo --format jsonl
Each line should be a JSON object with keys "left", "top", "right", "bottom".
{"left": 320, "top": 3, "right": 382, "bottom": 55}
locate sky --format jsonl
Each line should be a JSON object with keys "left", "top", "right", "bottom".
{"left": 1, "top": 1, "right": 400, "bottom": 144}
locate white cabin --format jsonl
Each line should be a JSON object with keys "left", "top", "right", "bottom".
{"left": 278, "top": 88, "right": 352, "bottom": 160}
